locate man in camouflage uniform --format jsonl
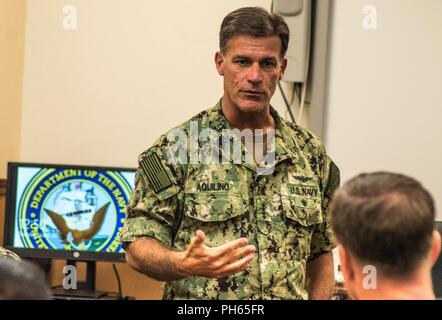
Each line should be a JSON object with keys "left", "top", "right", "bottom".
{"left": 120, "top": 7, "right": 340, "bottom": 299}
{"left": 0, "top": 246, "right": 21, "bottom": 261}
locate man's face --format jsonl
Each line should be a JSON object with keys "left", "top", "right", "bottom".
{"left": 215, "top": 35, "right": 287, "bottom": 113}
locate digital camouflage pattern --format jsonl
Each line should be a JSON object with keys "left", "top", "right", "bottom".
{"left": 0, "top": 247, "right": 21, "bottom": 261}
{"left": 120, "top": 100, "right": 340, "bottom": 299}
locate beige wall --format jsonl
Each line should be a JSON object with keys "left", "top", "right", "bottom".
{"left": 0, "top": 0, "right": 26, "bottom": 178}
{"left": 20, "top": 0, "right": 278, "bottom": 169}
{"left": 325, "top": 0, "right": 442, "bottom": 219}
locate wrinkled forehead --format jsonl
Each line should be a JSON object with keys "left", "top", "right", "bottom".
{"left": 223, "top": 35, "right": 282, "bottom": 59}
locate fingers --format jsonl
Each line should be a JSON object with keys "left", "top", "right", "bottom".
{"left": 229, "top": 245, "right": 256, "bottom": 261}
{"left": 184, "top": 233, "right": 256, "bottom": 278}
{"left": 214, "top": 237, "right": 250, "bottom": 257}
{"left": 216, "top": 252, "right": 255, "bottom": 278}
{"left": 213, "top": 244, "right": 255, "bottom": 276}
{"left": 195, "top": 230, "right": 206, "bottom": 243}
{"left": 188, "top": 230, "right": 206, "bottom": 250}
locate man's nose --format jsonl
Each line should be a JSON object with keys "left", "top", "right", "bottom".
{"left": 247, "top": 63, "right": 262, "bottom": 84}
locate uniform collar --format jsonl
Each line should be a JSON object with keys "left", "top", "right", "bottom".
{"left": 201, "top": 100, "right": 299, "bottom": 171}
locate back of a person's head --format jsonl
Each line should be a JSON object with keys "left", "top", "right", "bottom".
{"left": 330, "top": 172, "right": 436, "bottom": 279}
{"left": 0, "top": 258, "right": 52, "bottom": 300}
{"left": 0, "top": 246, "right": 21, "bottom": 261}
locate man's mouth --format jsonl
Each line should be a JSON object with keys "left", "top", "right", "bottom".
{"left": 241, "top": 90, "right": 264, "bottom": 98}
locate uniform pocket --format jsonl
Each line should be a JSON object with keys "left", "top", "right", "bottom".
{"left": 184, "top": 193, "right": 248, "bottom": 222}
{"left": 281, "top": 195, "right": 323, "bottom": 227}
{"left": 178, "top": 193, "right": 249, "bottom": 247}
{"left": 281, "top": 196, "right": 323, "bottom": 260}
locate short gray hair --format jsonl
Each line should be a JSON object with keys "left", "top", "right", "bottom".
{"left": 219, "top": 7, "right": 290, "bottom": 59}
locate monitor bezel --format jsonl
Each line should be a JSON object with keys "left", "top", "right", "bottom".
{"left": 4, "top": 161, "right": 135, "bottom": 263}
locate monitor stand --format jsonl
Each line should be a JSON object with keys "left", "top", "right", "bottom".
{"left": 52, "top": 260, "right": 112, "bottom": 300}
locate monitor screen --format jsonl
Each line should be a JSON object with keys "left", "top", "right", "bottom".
{"left": 4, "top": 162, "right": 135, "bottom": 262}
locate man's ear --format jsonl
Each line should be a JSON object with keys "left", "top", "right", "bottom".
{"left": 338, "top": 245, "right": 355, "bottom": 283}
{"left": 215, "top": 52, "right": 224, "bottom": 76}
{"left": 431, "top": 230, "right": 441, "bottom": 266}
{"left": 279, "top": 58, "right": 288, "bottom": 80}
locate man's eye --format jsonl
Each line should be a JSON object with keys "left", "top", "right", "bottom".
{"left": 236, "top": 59, "right": 249, "bottom": 66}
{"left": 261, "top": 61, "right": 276, "bottom": 68}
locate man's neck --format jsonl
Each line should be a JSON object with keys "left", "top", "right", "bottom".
{"left": 354, "top": 272, "right": 436, "bottom": 300}
{"left": 221, "top": 96, "right": 275, "bottom": 132}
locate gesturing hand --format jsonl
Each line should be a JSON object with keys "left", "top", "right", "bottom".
{"left": 176, "top": 230, "right": 256, "bottom": 279}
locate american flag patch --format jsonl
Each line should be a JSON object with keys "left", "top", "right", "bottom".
{"left": 140, "top": 152, "right": 173, "bottom": 194}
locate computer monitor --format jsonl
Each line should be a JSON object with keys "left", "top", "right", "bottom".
{"left": 4, "top": 162, "right": 135, "bottom": 263}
